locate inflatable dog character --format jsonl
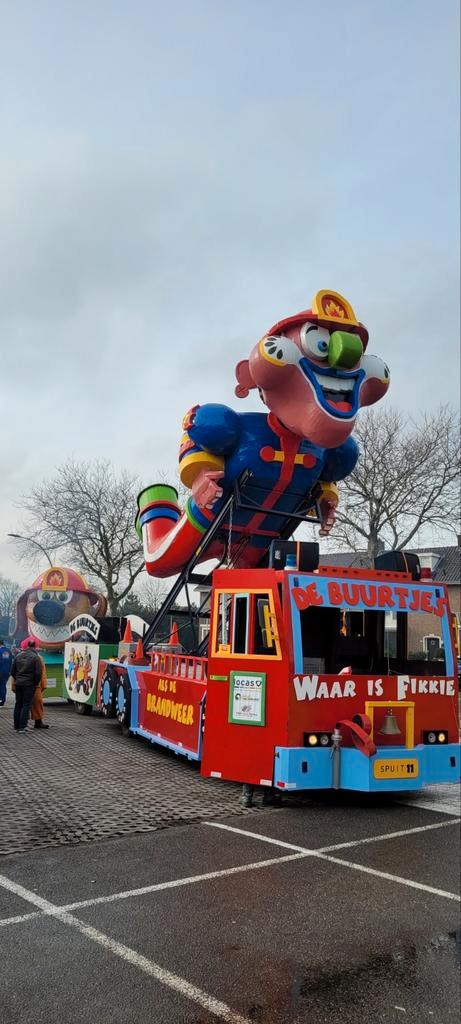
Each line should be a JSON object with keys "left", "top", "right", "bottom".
{"left": 15, "top": 567, "right": 107, "bottom": 649}
{"left": 137, "top": 289, "right": 389, "bottom": 577}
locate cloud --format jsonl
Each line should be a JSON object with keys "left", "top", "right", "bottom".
{"left": 1, "top": 1, "right": 459, "bottom": 586}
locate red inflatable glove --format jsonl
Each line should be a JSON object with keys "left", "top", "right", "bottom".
{"left": 319, "top": 498, "right": 337, "bottom": 537}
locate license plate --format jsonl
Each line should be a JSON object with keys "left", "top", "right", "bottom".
{"left": 373, "top": 758, "right": 419, "bottom": 780}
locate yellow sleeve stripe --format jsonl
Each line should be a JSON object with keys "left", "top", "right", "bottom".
{"left": 179, "top": 451, "right": 224, "bottom": 489}
{"left": 318, "top": 481, "right": 340, "bottom": 503}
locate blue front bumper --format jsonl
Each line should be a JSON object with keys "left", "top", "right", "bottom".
{"left": 274, "top": 743, "right": 460, "bottom": 793}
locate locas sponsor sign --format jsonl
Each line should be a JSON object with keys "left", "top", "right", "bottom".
{"left": 229, "top": 671, "right": 266, "bottom": 725}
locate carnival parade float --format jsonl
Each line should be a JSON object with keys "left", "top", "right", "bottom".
{"left": 15, "top": 566, "right": 112, "bottom": 706}
{"left": 91, "top": 289, "right": 458, "bottom": 793}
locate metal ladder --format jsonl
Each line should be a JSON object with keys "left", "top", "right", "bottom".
{"left": 142, "top": 470, "right": 320, "bottom": 654}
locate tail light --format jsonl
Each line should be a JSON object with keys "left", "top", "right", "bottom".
{"left": 304, "top": 732, "right": 332, "bottom": 747}
{"left": 423, "top": 730, "right": 448, "bottom": 744}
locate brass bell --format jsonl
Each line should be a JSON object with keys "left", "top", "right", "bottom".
{"left": 379, "top": 709, "right": 401, "bottom": 736}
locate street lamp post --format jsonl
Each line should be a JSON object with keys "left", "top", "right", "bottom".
{"left": 7, "top": 534, "right": 54, "bottom": 567}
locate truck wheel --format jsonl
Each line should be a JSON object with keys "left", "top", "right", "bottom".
{"left": 74, "top": 702, "right": 93, "bottom": 716}
{"left": 116, "top": 673, "right": 131, "bottom": 731}
{"left": 100, "top": 666, "right": 117, "bottom": 718}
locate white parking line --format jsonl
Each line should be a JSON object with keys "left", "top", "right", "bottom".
{"left": 2, "top": 816, "right": 458, "bottom": 932}
{"left": 398, "top": 784, "right": 461, "bottom": 816}
{"left": 204, "top": 821, "right": 461, "bottom": 902}
{"left": 0, "top": 911, "right": 42, "bottom": 928}
{"left": 308, "top": 850, "right": 460, "bottom": 902}
{"left": 399, "top": 799, "right": 460, "bottom": 815}
{"left": 0, "top": 871, "right": 254, "bottom": 1024}
{"left": 319, "top": 817, "right": 461, "bottom": 852}
{"left": 204, "top": 824, "right": 312, "bottom": 854}
{"left": 63, "top": 852, "right": 307, "bottom": 911}
{"left": 0, "top": 852, "right": 308, "bottom": 928}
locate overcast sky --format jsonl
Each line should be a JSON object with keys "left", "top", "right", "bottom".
{"left": 1, "top": 0, "right": 459, "bottom": 587}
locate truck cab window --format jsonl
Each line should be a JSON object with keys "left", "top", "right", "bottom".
{"left": 233, "top": 595, "right": 249, "bottom": 654}
{"left": 300, "top": 607, "right": 380, "bottom": 674}
{"left": 297, "top": 604, "right": 449, "bottom": 676}
{"left": 213, "top": 591, "right": 279, "bottom": 657}
{"left": 254, "top": 597, "right": 277, "bottom": 655}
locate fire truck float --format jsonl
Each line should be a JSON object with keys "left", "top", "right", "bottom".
{"left": 95, "top": 289, "right": 460, "bottom": 799}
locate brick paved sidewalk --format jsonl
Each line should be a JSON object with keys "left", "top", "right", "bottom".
{"left": 0, "top": 700, "right": 252, "bottom": 855}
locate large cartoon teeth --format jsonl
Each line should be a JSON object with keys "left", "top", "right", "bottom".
{"left": 312, "top": 371, "right": 354, "bottom": 392}
{"left": 29, "top": 621, "right": 70, "bottom": 644}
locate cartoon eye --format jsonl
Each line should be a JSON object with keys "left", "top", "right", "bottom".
{"left": 360, "top": 353, "right": 390, "bottom": 384}
{"left": 262, "top": 335, "right": 300, "bottom": 365}
{"left": 264, "top": 336, "right": 286, "bottom": 361}
{"left": 57, "top": 591, "right": 73, "bottom": 604}
{"left": 37, "top": 590, "right": 52, "bottom": 601}
{"left": 300, "top": 323, "right": 330, "bottom": 360}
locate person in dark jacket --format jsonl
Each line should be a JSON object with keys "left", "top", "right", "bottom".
{"left": 11, "top": 639, "right": 43, "bottom": 733}
{"left": 0, "top": 639, "right": 12, "bottom": 706}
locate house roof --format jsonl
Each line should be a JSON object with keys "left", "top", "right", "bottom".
{"left": 319, "top": 545, "right": 461, "bottom": 585}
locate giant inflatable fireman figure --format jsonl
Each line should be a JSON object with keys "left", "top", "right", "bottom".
{"left": 136, "top": 289, "right": 390, "bottom": 578}
{"left": 15, "top": 567, "right": 107, "bottom": 650}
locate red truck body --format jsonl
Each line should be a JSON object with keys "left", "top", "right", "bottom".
{"left": 97, "top": 562, "right": 460, "bottom": 794}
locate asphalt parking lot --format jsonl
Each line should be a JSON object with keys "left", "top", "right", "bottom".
{"left": 0, "top": 702, "right": 459, "bottom": 1024}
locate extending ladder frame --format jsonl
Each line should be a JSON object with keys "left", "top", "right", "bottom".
{"left": 142, "top": 470, "right": 320, "bottom": 654}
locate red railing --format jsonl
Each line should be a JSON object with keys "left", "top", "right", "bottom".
{"left": 150, "top": 650, "right": 208, "bottom": 682}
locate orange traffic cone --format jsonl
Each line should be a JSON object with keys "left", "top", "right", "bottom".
{"left": 134, "top": 637, "right": 144, "bottom": 660}
{"left": 168, "top": 621, "right": 179, "bottom": 646}
{"left": 122, "top": 619, "right": 133, "bottom": 643}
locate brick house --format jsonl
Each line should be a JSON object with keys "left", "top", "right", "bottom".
{"left": 320, "top": 542, "right": 461, "bottom": 659}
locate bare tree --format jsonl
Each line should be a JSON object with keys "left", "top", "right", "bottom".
{"left": 0, "top": 575, "right": 22, "bottom": 623}
{"left": 12, "top": 459, "right": 144, "bottom": 613}
{"left": 118, "top": 577, "right": 169, "bottom": 621}
{"left": 137, "top": 575, "right": 170, "bottom": 614}
{"left": 157, "top": 468, "right": 189, "bottom": 509}
{"left": 330, "top": 405, "right": 460, "bottom": 559}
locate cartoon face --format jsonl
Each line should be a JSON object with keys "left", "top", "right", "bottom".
{"left": 235, "top": 290, "right": 390, "bottom": 447}
{"left": 17, "top": 567, "right": 107, "bottom": 649}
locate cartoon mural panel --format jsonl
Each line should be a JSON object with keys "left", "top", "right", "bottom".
{"left": 64, "top": 640, "right": 99, "bottom": 703}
